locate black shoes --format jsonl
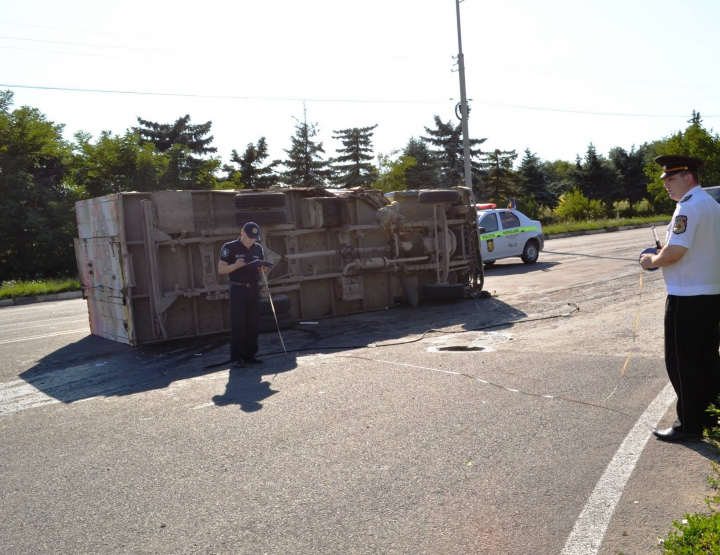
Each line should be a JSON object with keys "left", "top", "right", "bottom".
{"left": 652, "top": 427, "right": 704, "bottom": 442}
{"left": 244, "top": 357, "right": 264, "bottom": 365}
{"left": 232, "top": 360, "right": 245, "bottom": 369}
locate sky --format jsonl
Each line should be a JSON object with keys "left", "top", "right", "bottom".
{"left": 2, "top": 0, "right": 720, "bottom": 171}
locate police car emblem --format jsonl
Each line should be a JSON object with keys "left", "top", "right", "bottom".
{"left": 673, "top": 215, "right": 687, "bottom": 234}
{"left": 221, "top": 247, "right": 229, "bottom": 258}
{"left": 487, "top": 239, "right": 494, "bottom": 253}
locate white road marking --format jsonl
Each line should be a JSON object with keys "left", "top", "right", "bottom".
{"left": 0, "top": 328, "right": 88, "bottom": 345}
{"left": 561, "top": 382, "right": 676, "bottom": 555}
{"left": 0, "top": 380, "right": 60, "bottom": 415}
{"left": 0, "top": 318, "right": 87, "bottom": 332}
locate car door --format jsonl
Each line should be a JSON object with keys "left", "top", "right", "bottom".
{"left": 498, "top": 210, "right": 524, "bottom": 256}
{"left": 478, "top": 212, "right": 506, "bottom": 260}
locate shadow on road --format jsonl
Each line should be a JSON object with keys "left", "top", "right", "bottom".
{"left": 18, "top": 295, "right": 529, "bottom": 411}
{"left": 483, "top": 260, "right": 560, "bottom": 276}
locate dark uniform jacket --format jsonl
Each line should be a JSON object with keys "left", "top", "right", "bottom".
{"left": 219, "top": 240, "right": 265, "bottom": 284}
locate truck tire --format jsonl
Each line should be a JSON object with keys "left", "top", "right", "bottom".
{"left": 521, "top": 239, "right": 539, "bottom": 264}
{"left": 259, "top": 312, "right": 293, "bottom": 333}
{"left": 235, "top": 193, "right": 287, "bottom": 209}
{"left": 422, "top": 283, "right": 465, "bottom": 301}
{"left": 259, "top": 294, "right": 291, "bottom": 317}
{"left": 235, "top": 210, "right": 287, "bottom": 226}
{"left": 418, "top": 190, "right": 461, "bottom": 204}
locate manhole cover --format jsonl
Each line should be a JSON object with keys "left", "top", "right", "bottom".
{"left": 436, "top": 346, "right": 485, "bottom": 352}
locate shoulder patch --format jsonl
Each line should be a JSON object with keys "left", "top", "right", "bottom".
{"left": 221, "top": 247, "right": 229, "bottom": 258}
{"left": 681, "top": 194, "right": 693, "bottom": 202}
{"left": 673, "top": 215, "right": 687, "bottom": 234}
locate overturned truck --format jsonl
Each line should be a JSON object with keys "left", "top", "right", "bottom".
{"left": 74, "top": 187, "right": 484, "bottom": 345}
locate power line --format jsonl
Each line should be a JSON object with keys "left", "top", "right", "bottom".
{"left": 0, "top": 34, "right": 190, "bottom": 54}
{"left": 0, "top": 83, "right": 445, "bottom": 104}
{"left": 2, "top": 83, "right": 717, "bottom": 118}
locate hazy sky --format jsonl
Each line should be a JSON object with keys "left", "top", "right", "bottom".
{"left": 2, "top": 0, "right": 720, "bottom": 170}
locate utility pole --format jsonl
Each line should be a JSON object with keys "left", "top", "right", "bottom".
{"left": 455, "top": 0, "right": 473, "bottom": 189}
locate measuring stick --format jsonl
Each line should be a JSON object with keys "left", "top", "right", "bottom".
{"left": 261, "top": 270, "right": 288, "bottom": 355}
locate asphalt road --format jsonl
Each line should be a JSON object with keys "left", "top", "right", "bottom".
{"left": 1, "top": 227, "right": 717, "bottom": 555}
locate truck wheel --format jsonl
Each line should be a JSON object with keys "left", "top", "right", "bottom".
{"left": 259, "top": 312, "right": 293, "bottom": 333}
{"left": 521, "top": 239, "right": 539, "bottom": 264}
{"left": 259, "top": 295, "right": 291, "bottom": 316}
{"left": 422, "top": 283, "right": 465, "bottom": 300}
{"left": 235, "top": 210, "right": 287, "bottom": 226}
{"left": 418, "top": 190, "right": 461, "bottom": 204}
{"left": 235, "top": 193, "right": 286, "bottom": 209}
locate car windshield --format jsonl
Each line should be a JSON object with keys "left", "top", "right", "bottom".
{"left": 479, "top": 213, "right": 498, "bottom": 232}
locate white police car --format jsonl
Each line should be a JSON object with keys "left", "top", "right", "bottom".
{"left": 477, "top": 202, "right": 544, "bottom": 265}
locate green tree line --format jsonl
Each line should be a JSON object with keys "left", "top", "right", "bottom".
{"left": 2, "top": 88, "right": 720, "bottom": 281}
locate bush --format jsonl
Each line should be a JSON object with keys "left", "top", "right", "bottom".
{"left": 612, "top": 200, "right": 633, "bottom": 219}
{"left": 554, "top": 188, "right": 605, "bottom": 221}
{"left": 632, "top": 198, "right": 654, "bottom": 216}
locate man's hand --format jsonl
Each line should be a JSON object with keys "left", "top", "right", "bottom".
{"left": 260, "top": 265, "right": 269, "bottom": 273}
{"left": 234, "top": 259, "right": 246, "bottom": 269}
{"left": 640, "top": 252, "right": 657, "bottom": 270}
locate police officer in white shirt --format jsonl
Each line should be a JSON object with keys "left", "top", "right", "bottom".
{"left": 640, "top": 155, "right": 720, "bottom": 442}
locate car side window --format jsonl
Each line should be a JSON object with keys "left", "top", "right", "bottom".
{"left": 480, "top": 213, "right": 498, "bottom": 233}
{"left": 499, "top": 211, "right": 520, "bottom": 229}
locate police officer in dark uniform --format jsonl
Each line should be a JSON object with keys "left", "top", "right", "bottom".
{"left": 218, "top": 222, "right": 267, "bottom": 368}
{"left": 640, "top": 155, "right": 720, "bottom": 442}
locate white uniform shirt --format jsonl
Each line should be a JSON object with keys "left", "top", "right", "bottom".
{"left": 663, "top": 184, "right": 720, "bottom": 296}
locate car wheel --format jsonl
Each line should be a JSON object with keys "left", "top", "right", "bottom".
{"left": 235, "top": 193, "right": 286, "bottom": 209}
{"left": 235, "top": 210, "right": 288, "bottom": 226}
{"left": 417, "top": 190, "right": 461, "bottom": 204}
{"left": 259, "top": 312, "right": 293, "bottom": 333}
{"left": 259, "top": 294, "right": 291, "bottom": 317}
{"left": 521, "top": 239, "right": 539, "bottom": 264}
{"left": 483, "top": 260, "right": 496, "bottom": 267}
{"left": 421, "top": 283, "right": 465, "bottom": 301}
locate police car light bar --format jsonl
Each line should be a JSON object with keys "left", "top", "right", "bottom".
{"left": 476, "top": 203, "right": 497, "bottom": 210}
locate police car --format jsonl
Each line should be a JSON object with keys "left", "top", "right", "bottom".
{"left": 705, "top": 185, "right": 720, "bottom": 204}
{"left": 477, "top": 201, "right": 544, "bottom": 265}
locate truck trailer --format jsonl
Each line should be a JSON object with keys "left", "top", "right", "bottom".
{"left": 74, "top": 186, "right": 484, "bottom": 346}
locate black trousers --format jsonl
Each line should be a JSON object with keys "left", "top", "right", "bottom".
{"left": 229, "top": 284, "right": 260, "bottom": 362}
{"left": 664, "top": 294, "right": 720, "bottom": 433}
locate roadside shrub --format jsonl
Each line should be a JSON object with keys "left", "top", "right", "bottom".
{"left": 632, "top": 198, "right": 654, "bottom": 216}
{"left": 554, "top": 188, "right": 605, "bottom": 221}
{"left": 612, "top": 200, "right": 633, "bottom": 219}
{"left": 516, "top": 195, "right": 540, "bottom": 220}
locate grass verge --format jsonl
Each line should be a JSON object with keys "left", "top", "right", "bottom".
{"left": 543, "top": 216, "right": 671, "bottom": 236}
{"left": 0, "top": 278, "right": 81, "bottom": 300}
{"left": 660, "top": 403, "right": 720, "bottom": 553}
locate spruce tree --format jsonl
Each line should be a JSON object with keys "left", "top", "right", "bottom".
{"left": 224, "top": 137, "right": 280, "bottom": 189}
{"left": 608, "top": 145, "right": 650, "bottom": 204}
{"left": 518, "top": 149, "right": 555, "bottom": 207}
{"left": 478, "top": 149, "right": 520, "bottom": 203}
{"left": 134, "top": 114, "right": 216, "bottom": 155}
{"left": 421, "top": 115, "right": 485, "bottom": 189}
{"left": 134, "top": 114, "right": 219, "bottom": 190}
{"left": 571, "top": 144, "right": 621, "bottom": 203}
{"left": 281, "top": 107, "right": 332, "bottom": 187}
{"left": 403, "top": 138, "right": 440, "bottom": 189}
{"left": 331, "top": 125, "right": 378, "bottom": 188}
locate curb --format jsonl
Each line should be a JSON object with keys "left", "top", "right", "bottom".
{"left": 0, "top": 290, "right": 83, "bottom": 308}
{"left": 545, "top": 221, "right": 670, "bottom": 240}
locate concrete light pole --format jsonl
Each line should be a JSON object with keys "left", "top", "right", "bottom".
{"left": 455, "top": 0, "right": 473, "bottom": 190}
